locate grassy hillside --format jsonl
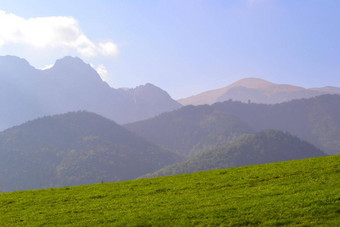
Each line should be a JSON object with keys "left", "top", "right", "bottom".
{"left": 0, "top": 155, "right": 339, "bottom": 226}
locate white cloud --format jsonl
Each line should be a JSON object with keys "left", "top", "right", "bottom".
{"left": 0, "top": 11, "right": 118, "bottom": 57}
{"left": 98, "top": 42, "right": 119, "bottom": 56}
{"left": 39, "top": 64, "right": 54, "bottom": 70}
{"left": 92, "top": 64, "right": 110, "bottom": 82}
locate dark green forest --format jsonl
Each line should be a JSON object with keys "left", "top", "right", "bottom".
{"left": 127, "top": 106, "right": 253, "bottom": 157}
{"left": 0, "top": 111, "right": 181, "bottom": 192}
{"left": 145, "top": 130, "right": 325, "bottom": 177}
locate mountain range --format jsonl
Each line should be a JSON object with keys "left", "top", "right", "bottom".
{"left": 0, "top": 111, "right": 181, "bottom": 192}
{"left": 0, "top": 55, "right": 181, "bottom": 131}
{"left": 2, "top": 55, "right": 340, "bottom": 132}
{"left": 1, "top": 55, "right": 340, "bottom": 192}
{"left": 178, "top": 78, "right": 340, "bottom": 106}
{"left": 0, "top": 109, "right": 327, "bottom": 192}
{"left": 126, "top": 94, "right": 340, "bottom": 156}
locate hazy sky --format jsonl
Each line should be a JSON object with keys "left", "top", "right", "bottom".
{"left": 0, "top": 0, "right": 339, "bottom": 99}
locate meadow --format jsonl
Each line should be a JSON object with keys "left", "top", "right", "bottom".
{"left": 0, "top": 155, "right": 339, "bottom": 226}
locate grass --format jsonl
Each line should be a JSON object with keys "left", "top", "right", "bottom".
{"left": 0, "top": 155, "right": 339, "bottom": 226}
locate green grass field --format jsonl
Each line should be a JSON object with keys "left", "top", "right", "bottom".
{"left": 0, "top": 155, "right": 339, "bottom": 226}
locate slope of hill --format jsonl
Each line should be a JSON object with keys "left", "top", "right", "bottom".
{"left": 145, "top": 130, "right": 325, "bottom": 177}
{"left": 126, "top": 95, "right": 340, "bottom": 156}
{"left": 0, "top": 55, "right": 181, "bottom": 131}
{"left": 178, "top": 77, "right": 340, "bottom": 105}
{"left": 0, "top": 111, "right": 181, "bottom": 192}
{"left": 0, "top": 155, "right": 339, "bottom": 226}
{"left": 126, "top": 105, "right": 253, "bottom": 157}
{"left": 310, "top": 86, "right": 340, "bottom": 94}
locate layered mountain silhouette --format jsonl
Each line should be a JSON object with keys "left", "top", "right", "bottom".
{"left": 178, "top": 78, "right": 340, "bottom": 106}
{"left": 145, "top": 130, "right": 325, "bottom": 178}
{"left": 0, "top": 55, "right": 181, "bottom": 131}
{"left": 1, "top": 55, "right": 339, "bottom": 192}
{"left": 126, "top": 106, "right": 253, "bottom": 157}
{"left": 126, "top": 95, "right": 340, "bottom": 156}
{"left": 0, "top": 111, "right": 181, "bottom": 192}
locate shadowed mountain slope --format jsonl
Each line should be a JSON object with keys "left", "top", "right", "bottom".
{"left": 126, "top": 105, "right": 254, "bottom": 157}
{"left": 145, "top": 130, "right": 325, "bottom": 177}
{"left": 126, "top": 95, "right": 340, "bottom": 156}
{"left": 0, "top": 111, "right": 181, "bottom": 192}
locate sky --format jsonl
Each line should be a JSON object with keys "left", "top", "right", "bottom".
{"left": 0, "top": 0, "right": 339, "bottom": 99}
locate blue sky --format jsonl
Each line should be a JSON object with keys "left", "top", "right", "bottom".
{"left": 0, "top": 0, "right": 339, "bottom": 99}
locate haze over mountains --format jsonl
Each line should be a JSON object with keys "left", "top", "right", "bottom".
{"left": 0, "top": 55, "right": 181, "bottom": 131}
{"left": 178, "top": 78, "right": 340, "bottom": 106}
{"left": 2, "top": 55, "right": 340, "bottom": 132}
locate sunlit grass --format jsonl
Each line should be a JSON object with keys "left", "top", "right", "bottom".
{"left": 0, "top": 155, "right": 339, "bottom": 226}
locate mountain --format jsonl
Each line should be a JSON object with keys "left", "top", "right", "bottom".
{"left": 122, "top": 83, "right": 181, "bottom": 120}
{"left": 144, "top": 130, "right": 325, "bottom": 177}
{"left": 126, "top": 105, "right": 253, "bottom": 157}
{"left": 310, "top": 86, "right": 340, "bottom": 94}
{"left": 0, "top": 55, "right": 181, "bottom": 131}
{"left": 0, "top": 111, "right": 181, "bottom": 192}
{"left": 126, "top": 95, "right": 340, "bottom": 156}
{"left": 178, "top": 78, "right": 340, "bottom": 105}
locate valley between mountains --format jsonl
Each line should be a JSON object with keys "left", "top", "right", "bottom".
{"left": 0, "top": 55, "right": 339, "bottom": 192}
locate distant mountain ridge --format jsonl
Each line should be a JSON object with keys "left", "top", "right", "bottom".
{"left": 126, "top": 95, "right": 340, "bottom": 156}
{"left": 0, "top": 55, "right": 181, "bottom": 130}
{"left": 0, "top": 111, "right": 181, "bottom": 192}
{"left": 178, "top": 78, "right": 340, "bottom": 106}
